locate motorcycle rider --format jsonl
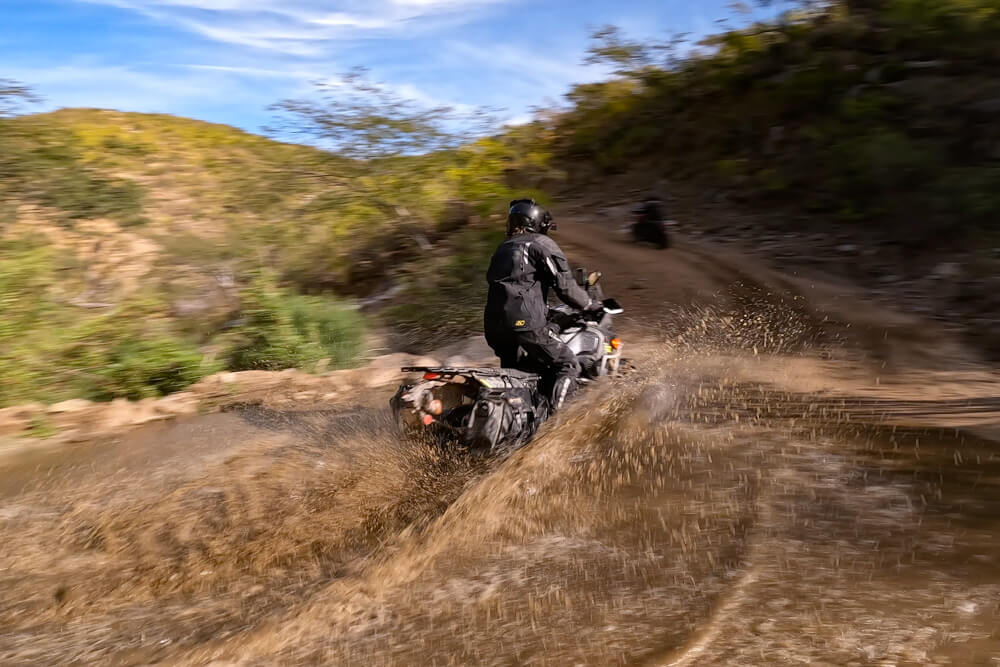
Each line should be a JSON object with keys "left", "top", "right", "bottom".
{"left": 484, "top": 199, "right": 600, "bottom": 411}
{"left": 631, "top": 195, "right": 670, "bottom": 249}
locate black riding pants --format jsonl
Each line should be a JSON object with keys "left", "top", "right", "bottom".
{"left": 485, "top": 326, "right": 580, "bottom": 399}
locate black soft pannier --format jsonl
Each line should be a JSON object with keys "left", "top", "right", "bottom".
{"left": 466, "top": 386, "right": 541, "bottom": 453}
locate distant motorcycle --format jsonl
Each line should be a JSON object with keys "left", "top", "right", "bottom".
{"left": 391, "top": 268, "right": 624, "bottom": 456}
{"left": 630, "top": 199, "right": 670, "bottom": 250}
{"left": 631, "top": 219, "right": 670, "bottom": 249}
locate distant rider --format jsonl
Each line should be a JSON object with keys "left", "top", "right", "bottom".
{"left": 631, "top": 195, "right": 670, "bottom": 249}
{"left": 484, "top": 199, "right": 600, "bottom": 411}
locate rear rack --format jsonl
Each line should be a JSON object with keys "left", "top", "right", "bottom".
{"left": 401, "top": 366, "right": 541, "bottom": 381}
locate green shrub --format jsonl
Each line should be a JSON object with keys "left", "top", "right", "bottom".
{"left": 224, "top": 273, "right": 365, "bottom": 371}
{"left": 79, "top": 336, "right": 210, "bottom": 401}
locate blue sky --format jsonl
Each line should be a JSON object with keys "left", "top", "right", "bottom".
{"left": 3, "top": 0, "right": 788, "bottom": 133}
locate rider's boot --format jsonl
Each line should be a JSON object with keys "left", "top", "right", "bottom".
{"left": 551, "top": 376, "right": 575, "bottom": 411}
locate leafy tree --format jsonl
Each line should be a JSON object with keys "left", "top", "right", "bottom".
{"left": 269, "top": 67, "right": 496, "bottom": 160}
{"left": 585, "top": 26, "right": 655, "bottom": 76}
{"left": 0, "top": 78, "right": 40, "bottom": 117}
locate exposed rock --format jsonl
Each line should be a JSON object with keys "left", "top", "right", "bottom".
{"left": 368, "top": 353, "right": 416, "bottom": 370}
{"left": 368, "top": 353, "right": 438, "bottom": 370}
{"left": 967, "top": 98, "right": 1000, "bottom": 114}
{"left": 48, "top": 399, "right": 94, "bottom": 414}
{"left": 0, "top": 403, "right": 45, "bottom": 436}
{"left": 200, "top": 370, "right": 285, "bottom": 390}
{"left": 362, "top": 367, "right": 407, "bottom": 389}
{"left": 932, "top": 262, "right": 962, "bottom": 280}
{"left": 100, "top": 398, "right": 136, "bottom": 431}
{"left": 155, "top": 392, "right": 199, "bottom": 417}
{"left": 359, "top": 284, "right": 406, "bottom": 309}
{"left": 904, "top": 60, "right": 948, "bottom": 70}
{"left": 764, "top": 126, "right": 785, "bottom": 155}
{"left": 390, "top": 341, "right": 488, "bottom": 369}
{"left": 130, "top": 398, "right": 167, "bottom": 426}
{"left": 413, "top": 234, "right": 433, "bottom": 251}
{"left": 429, "top": 336, "right": 492, "bottom": 363}
{"left": 883, "top": 76, "right": 951, "bottom": 101}
{"left": 58, "top": 428, "right": 93, "bottom": 444}
{"left": 361, "top": 354, "right": 439, "bottom": 388}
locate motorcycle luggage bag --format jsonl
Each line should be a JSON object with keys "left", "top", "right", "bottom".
{"left": 466, "top": 385, "right": 537, "bottom": 453}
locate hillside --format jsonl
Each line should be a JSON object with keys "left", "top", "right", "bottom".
{"left": 539, "top": 0, "right": 1000, "bottom": 356}
{"left": 554, "top": 0, "right": 1000, "bottom": 238}
{"left": 4, "top": 0, "right": 1000, "bottom": 407}
{"left": 0, "top": 109, "right": 513, "bottom": 407}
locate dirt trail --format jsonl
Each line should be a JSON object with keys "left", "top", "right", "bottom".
{"left": 1, "top": 220, "right": 998, "bottom": 666}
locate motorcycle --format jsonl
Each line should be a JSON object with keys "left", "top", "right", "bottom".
{"left": 391, "top": 269, "right": 624, "bottom": 456}
{"left": 631, "top": 218, "right": 670, "bottom": 249}
{"left": 630, "top": 200, "right": 670, "bottom": 250}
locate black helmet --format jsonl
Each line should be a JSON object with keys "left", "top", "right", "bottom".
{"left": 631, "top": 193, "right": 662, "bottom": 215}
{"left": 507, "top": 198, "right": 555, "bottom": 236}
{"left": 632, "top": 195, "right": 664, "bottom": 221}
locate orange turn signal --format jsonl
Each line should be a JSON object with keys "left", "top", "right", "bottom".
{"left": 610, "top": 338, "right": 623, "bottom": 350}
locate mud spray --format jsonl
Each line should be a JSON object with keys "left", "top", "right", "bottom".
{"left": 2, "top": 238, "right": 999, "bottom": 665}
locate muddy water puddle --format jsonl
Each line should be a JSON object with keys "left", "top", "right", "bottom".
{"left": 0, "top": 365, "right": 998, "bottom": 665}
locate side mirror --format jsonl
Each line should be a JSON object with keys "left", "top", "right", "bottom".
{"left": 587, "top": 271, "right": 602, "bottom": 287}
{"left": 575, "top": 267, "right": 587, "bottom": 287}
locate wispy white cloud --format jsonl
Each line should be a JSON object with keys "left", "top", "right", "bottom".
{"left": 176, "top": 63, "right": 323, "bottom": 79}
{"left": 171, "top": 63, "right": 480, "bottom": 116}
{"left": 445, "top": 41, "right": 610, "bottom": 90}
{"left": 77, "top": 0, "right": 515, "bottom": 53}
{"left": 6, "top": 61, "right": 284, "bottom": 117}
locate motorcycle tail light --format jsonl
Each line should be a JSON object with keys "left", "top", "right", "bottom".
{"left": 611, "top": 338, "right": 623, "bottom": 350}
{"left": 423, "top": 372, "right": 441, "bottom": 380}
{"left": 422, "top": 414, "right": 436, "bottom": 426}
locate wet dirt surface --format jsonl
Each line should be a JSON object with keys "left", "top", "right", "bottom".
{"left": 1, "top": 221, "right": 998, "bottom": 665}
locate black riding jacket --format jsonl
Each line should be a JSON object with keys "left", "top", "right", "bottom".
{"left": 484, "top": 232, "right": 593, "bottom": 333}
